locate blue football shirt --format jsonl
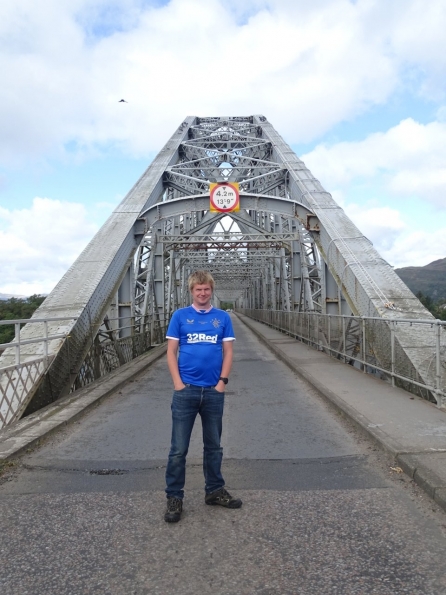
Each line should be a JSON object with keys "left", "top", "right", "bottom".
{"left": 166, "top": 306, "right": 235, "bottom": 386}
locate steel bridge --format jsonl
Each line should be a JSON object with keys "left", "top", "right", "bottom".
{"left": 1, "top": 115, "right": 445, "bottom": 428}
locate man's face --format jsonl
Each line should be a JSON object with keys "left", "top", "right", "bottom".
{"left": 191, "top": 283, "right": 213, "bottom": 309}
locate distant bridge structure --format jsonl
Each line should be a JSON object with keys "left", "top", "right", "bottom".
{"left": 1, "top": 115, "right": 445, "bottom": 428}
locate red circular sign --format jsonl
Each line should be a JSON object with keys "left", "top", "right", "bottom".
{"left": 210, "top": 183, "right": 240, "bottom": 212}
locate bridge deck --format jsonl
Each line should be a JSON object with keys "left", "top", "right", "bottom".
{"left": 1, "top": 315, "right": 446, "bottom": 594}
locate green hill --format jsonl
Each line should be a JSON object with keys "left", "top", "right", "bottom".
{"left": 395, "top": 258, "right": 446, "bottom": 302}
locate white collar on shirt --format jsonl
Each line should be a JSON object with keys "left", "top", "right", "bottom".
{"left": 190, "top": 304, "right": 213, "bottom": 314}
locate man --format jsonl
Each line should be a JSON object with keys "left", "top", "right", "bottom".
{"left": 164, "top": 270, "right": 242, "bottom": 522}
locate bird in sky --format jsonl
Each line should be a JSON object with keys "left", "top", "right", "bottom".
{"left": 118, "top": 99, "right": 128, "bottom": 103}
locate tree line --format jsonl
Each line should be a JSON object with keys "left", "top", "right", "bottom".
{"left": 416, "top": 292, "right": 446, "bottom": 321}
{"left": 0, "top": 295, "right": 46, "bottom": 346}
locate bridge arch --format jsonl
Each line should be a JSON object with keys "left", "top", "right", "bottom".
{"left": 135, "top": 192, "right": 321, "bottom": 322}
{"left": 0, "top": 115, "right": 442, "bottom": 427}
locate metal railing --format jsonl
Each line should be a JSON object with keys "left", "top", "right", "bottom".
{"left": 0, "top": 317, "right": 77, "bottom": 363}
{"left": 240, "top": 309, "right": 446, "bottom": 407}
{"left": 0, "top": 314, "right": 169, "bottom": 429}
{"left": 0, "top": 316, "right": 77, "bottom": 428}
{"left": 70, "top": 315, "right": 168, "bottom": 392}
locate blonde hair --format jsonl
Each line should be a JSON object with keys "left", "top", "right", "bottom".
{"left": 188, "top": 270, "right": 215, "bottom": 292}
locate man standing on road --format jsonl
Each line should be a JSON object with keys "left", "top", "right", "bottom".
{"left": 164, "top": 270, "right": 242, "bottom": 523}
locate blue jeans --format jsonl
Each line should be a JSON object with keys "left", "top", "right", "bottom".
{"left": 165, "top": 384, "right": 225, "bottom": 499}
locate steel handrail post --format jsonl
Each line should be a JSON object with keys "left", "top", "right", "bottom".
{"left": 328, "top": 314, "right": 331, "bottom": 356}
{"left": 362, "top": 317, "right": 367, "bottom": 373}
{"left": 67, "top": 332, "right": 72, "bottom": 390}
{"left": 14, "top": 322, "right": 21, "bottom": 365}
{"left": 43, "top": 321, "right": 48, "bottom": 364}
{"left": 342, "top": 316, "right": 346, "bottom": 362}
{"left": 435, "top": 320, "right": 442, "bottom": 407}
{"left": 390, "top": 321, "right": 396, "bottom": 388}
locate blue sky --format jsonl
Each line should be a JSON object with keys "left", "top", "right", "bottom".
{"left": 0, "top": 0, "right": 445, "bottom": 296}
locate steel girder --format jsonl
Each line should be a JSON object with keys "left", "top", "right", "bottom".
{"left": 0, "top": 114, "right": 439, "bottom": 422}
{"left": 133, "top": 192, "right": 316, "bottom": 329}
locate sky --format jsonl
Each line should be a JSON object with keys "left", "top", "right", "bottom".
{"left": 1, "top": 0, "right": 446, "bottom": 296}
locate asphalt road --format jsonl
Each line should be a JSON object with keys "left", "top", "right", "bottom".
{"left": 1, "top": 315, "right": 446, "bottom": 594}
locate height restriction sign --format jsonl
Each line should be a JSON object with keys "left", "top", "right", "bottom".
{"left": 209, "top": 182, "right": 240, "bottom": 213}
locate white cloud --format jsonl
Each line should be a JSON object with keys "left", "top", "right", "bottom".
{"left": 389, "top": 0, "right": 446, "bottom": 100}
{"left": 1, "top": 0, "right": 446, "bottom": 165}
{"left": 0, "top": 198, "right": 97, "bottom": 294}
{"left": 301, "top": 116, "right": 446, "bottom": 267}
{"left": 302, "top": 118, "right": 446, "bottom": 208}
{"left": 380, "top": 228, "right": 446, "bottom": 269}
{"left": 345, "top": 205, "right": 405, "bottom": 252}
{"left": 340, "top": 203, "right": 445, "bottom": 268}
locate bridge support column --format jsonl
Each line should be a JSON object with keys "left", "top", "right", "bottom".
{"left": 118, "top": 264, "right": 134, "bottom": 339}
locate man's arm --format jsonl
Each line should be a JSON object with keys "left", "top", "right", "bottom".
{"left": 216, "top": 340, "right": 233, "bottom": 391}
{"left": 167, "top": 339, "right": 185, "bottom": 390}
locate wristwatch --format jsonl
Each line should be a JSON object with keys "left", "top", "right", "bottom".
{"left": 219, "top": 377, "right": 229, "bottom": 385}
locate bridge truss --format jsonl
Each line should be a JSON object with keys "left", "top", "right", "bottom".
{"left": 0, "top": 115, "right": 443, "bottom": 426}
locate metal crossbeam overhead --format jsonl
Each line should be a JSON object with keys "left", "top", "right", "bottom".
{"left": 160, "top": 232, "right": 298, "bottom": 249}
{"left": 0, "top": 114, "right": 442, "bottom": 427}
{"left": 182, "top": 140, "right": 271, "bottom": 159}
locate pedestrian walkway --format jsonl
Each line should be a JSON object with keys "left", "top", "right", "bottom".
{"left": 237, "top": 313, "right": 446, "bottom": 511}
